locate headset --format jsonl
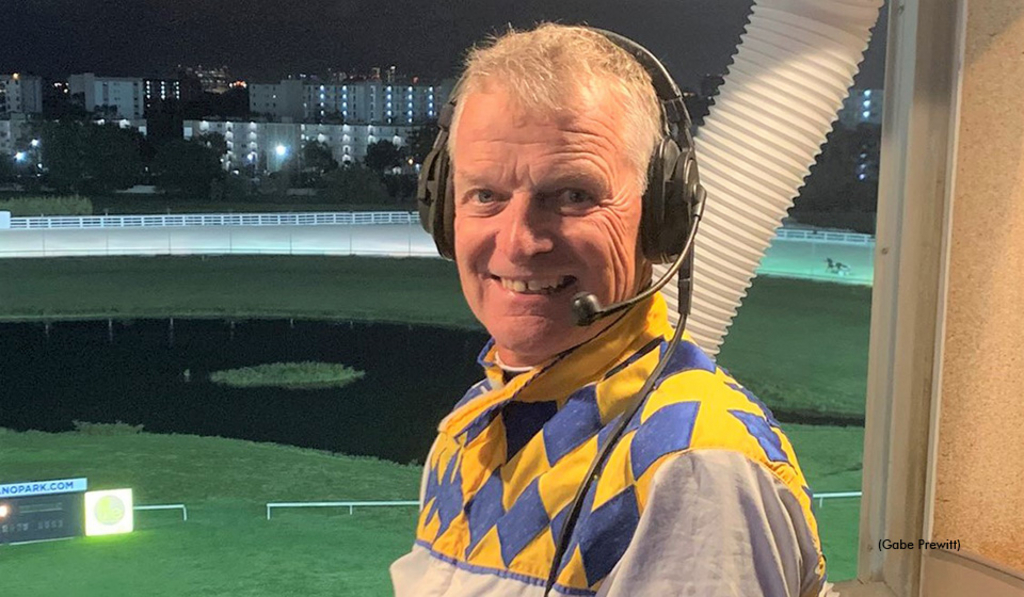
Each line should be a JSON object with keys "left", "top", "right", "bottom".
{"left": 415, "top": 27, "right": 708, "bottom": 595}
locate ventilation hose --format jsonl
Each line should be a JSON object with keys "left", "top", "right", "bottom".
{"left": 656, "top": 0, "right": 885, "bottom": 355}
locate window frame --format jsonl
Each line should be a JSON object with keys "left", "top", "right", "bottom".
{"left": 832, "top": 0, "right": 966, "bottom": 595}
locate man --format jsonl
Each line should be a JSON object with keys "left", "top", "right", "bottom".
{"left": 391, "top": 23, "right": 829, "bottom": 596}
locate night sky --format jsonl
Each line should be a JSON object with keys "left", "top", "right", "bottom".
{"left": 1, "top": 0, "right": 887, "bottom": 89}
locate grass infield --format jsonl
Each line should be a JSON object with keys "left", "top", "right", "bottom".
{"left": 0, "top": 425, "right": 862, "bottom": 595}
{"left": 208, "top": 362, "right": 367, "bottom": 390}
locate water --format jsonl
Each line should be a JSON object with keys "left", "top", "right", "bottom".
{"left": 0, "top": 319, "right": 489, "bottom": 464}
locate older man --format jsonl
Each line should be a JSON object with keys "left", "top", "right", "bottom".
{"left": 391, "top": 23, "right": 828, "bottom": 596}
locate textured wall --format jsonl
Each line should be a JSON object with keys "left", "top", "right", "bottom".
{"left": 931, "top": 0, "right": 1024, "bottom": 572}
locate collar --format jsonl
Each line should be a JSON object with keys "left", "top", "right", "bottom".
{"left": 439, "top": 292, "right": 675, "bottom": 438}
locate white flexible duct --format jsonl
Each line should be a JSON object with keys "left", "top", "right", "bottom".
{"left": 657, "top": 0, "right": 885, "bottom": 356}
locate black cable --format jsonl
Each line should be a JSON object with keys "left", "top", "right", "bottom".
{"left": 542, "top": 198, "right": 704, "bottom": 595}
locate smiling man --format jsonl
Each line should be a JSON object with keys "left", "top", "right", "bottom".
{"left": 391, "top": 23, "right": 830, "bottom": 596}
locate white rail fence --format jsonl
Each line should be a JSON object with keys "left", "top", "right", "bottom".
{"left": 266, "top": 500, "right": 420, "bottom": 520}
{"left": 3, "top": 210, "right": 876, "bottom": 246}
{"left": 1, "top": 211, "right": 876, "bottom": 285}
{"left": 814, "top": 491, "right": 862, "bottom": 508}
{"left": 263, "top": 492, "right": 861, "bottom": 521}
{"left": 134, "top": 503, "right": 188, "bottom": 521}
{"left": 7, "top": 211, "right": 420, "bottom": 230}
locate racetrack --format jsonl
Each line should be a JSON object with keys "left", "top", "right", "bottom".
{"left": 0, "top": 223, "right": 874, "bottom": 285}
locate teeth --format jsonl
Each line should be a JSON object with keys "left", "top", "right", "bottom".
{"left": 499, "top": 277, "right": 567, "bottom": 294}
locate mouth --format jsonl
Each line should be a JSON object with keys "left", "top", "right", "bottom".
{"left": 490, "top": 275, "right": 578, "bottom": 296}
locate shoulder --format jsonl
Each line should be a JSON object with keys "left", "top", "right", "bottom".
{"left": 611, "top": 340, "right": 818, "bottom": 541}
{"left": 598, "top": 449, "right": 827, "bottom": 597}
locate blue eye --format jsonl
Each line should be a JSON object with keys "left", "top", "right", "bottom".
{"left": 564, "top": 190, "right": 591, "bottom": 204}
{"left": 474, "top": 189, "right": 496, "bottom": 203}
{"left": 556, "top": 189, "right": 594, "bottom": 207}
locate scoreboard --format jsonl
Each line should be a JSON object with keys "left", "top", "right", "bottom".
{"left": 0, "top": 478, "right": 87, "bottom": 545}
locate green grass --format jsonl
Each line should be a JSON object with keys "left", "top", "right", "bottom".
{"left": 0, "top": 195, "right": 93, "bottom": 216}
{"left": 785, "top": 424, "right": 864, "bottom": 581}
{"left": 0, "top": 255, "right": 480, "bottom": 329}
{"left": 208, "top": 362, "right": 366, "bottom": 390}
{"left": 0, "top": 428, "right": 422, "bottom": 596}
{"left": 0, "top": 256, "right": 870, "bottom": 418}
{"left": 718, "top": 276, "right": 872, "bottom": 420}
{"left": 0, "top": 424, "right": 862, "bottom": 594}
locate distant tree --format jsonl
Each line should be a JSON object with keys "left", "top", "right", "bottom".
{"left": 364, "top": 140, "right": 404, "bottom": 174}
{"left": 194, "top": 132, "right": 228, "bottom": 158}
{"left": 382, "top": 174, "right": 419, "bottom": 204}
{"left": 151, "top": 138, "right": 224, "bottom": 198}
{"left": 0, "top": 152, "right": 15, "bottom": 182}
{"left": 319, "top": 163, "right": 390, "bottom": 204}
{"left": 405, "top": 123, "right": 439, "bottom": 166}
{"left": 35, "top": 120, "right": 144, "bottom": 194}
{"left": 791, "top": 123, "right": 880, "bottom": 232}
{"left": 301, "top": 141, "right": 339, "bottom": 175}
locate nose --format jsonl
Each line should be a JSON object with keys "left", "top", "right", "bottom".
{"left": 496, "top": 193, "right": 555, "bottom": 263}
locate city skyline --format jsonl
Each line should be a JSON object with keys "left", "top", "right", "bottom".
{"left": 2, "top": 0, "right": 887, "bottom": 89}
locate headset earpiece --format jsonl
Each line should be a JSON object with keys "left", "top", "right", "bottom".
{"left": 416, "top": 104, "right": 457, "bottom": 259}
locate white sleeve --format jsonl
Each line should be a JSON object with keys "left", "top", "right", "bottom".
{"left": 419, "top": 436, "right": 440, "bottom": 510}
{"left": 596, "top": 449, "right": 828, "bottom": 597}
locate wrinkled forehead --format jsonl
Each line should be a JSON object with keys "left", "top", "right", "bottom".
{"left": 452, "top": 83, "right": 627, "bottom": 155}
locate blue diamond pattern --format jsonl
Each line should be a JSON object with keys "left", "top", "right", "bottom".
{"left": 543, "top": 386, "right": 603, "bottom": 466}
{"left": 423, "top": 462, "right": 441, "bottom": 523}
{"left": 464, "top": 472, "right": 505, "bottom": 558}
{"left": 727, "top": 382, "right": 781, "bottom": 427}
{"left": 577, "top": 486, "right": 641, "bottom": 587}
{"left": 730, "top": 409, "right": 790, "bottom": 464}
{"left": 654, "top": 339, "right": 717, "bottom": 388}
{"left": 596, "top": 406, "right": 643, "bottom": 451}
{"left": 434, "top": 454, "right": 464, "bottom": 537}
{"left": 496, "top": 478, "right": 551, "bottom": 567}
{"left": 503, "top": 400, "right": 559, "bottom": 461}
{"left": 557, "top": 482, "right": 597, "bottom": 576}
{"left": 630, "top": 401, "right": 701, "bottom": 480}
{"left": 549, "top": 503, "right": 571, "bottom": 549}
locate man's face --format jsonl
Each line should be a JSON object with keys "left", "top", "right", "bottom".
{"left": 451, "top": 85, "right": 646, "bottom": 367}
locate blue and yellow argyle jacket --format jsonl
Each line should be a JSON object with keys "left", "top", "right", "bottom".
{"left": 415, "top": 293, "right": 824, "bottom": 594}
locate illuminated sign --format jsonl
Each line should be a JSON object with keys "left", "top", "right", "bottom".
{"left": 0, "top": 478, "right": 88, "bottom": 498}
{"left": 84, "top": 489, "right": 134, "bottom": 536}
{"left": 0, "top": 493, "right": 85, "bottom": 545}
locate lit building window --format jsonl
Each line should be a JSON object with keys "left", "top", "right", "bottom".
{"left": 862, "top": 110, "right": 870, "bottom": 119}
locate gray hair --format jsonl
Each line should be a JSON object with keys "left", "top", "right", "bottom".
{"left": 447, "top": 23, "right": 664, "bottom": 193}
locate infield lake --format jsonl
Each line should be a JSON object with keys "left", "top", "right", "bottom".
{"left": 0, "top": 319, "right": 489, "bottom": 464}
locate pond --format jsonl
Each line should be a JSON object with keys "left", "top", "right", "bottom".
{"left": 0, "top": 319, "right": 489, "bottom": 464}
